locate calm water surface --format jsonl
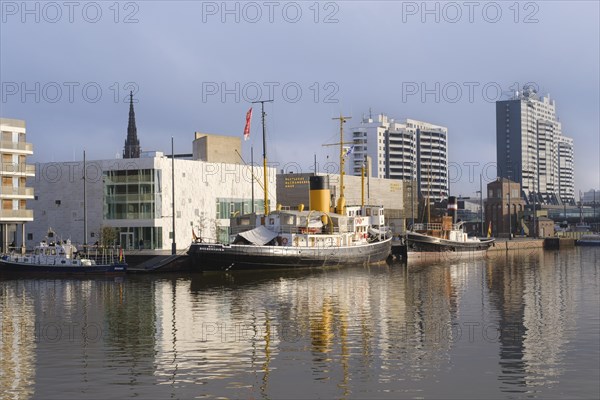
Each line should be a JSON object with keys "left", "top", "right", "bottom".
{"left": 1, "top": 247, "right": 599, "bottom": 399}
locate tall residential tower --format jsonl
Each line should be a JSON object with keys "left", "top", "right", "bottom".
{"left": 349, "top": 113, "right": 448, "bottom": 202}
{"left": 496, "top": 87, "right": 575, "bottom": 204}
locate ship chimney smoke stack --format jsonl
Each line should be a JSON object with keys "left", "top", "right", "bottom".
{"left": 447, "top": 196, "right": 458, "bottom": 224}
{"left": 309, "top": 176, "right": 330, "bottom": 214}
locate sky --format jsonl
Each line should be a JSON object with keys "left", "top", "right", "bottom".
{"left": 1, "top": 0, "right": 599, "bottom": 198}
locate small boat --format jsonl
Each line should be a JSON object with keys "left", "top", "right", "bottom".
{"left": 576, "top": 234, "right": 600, "bottom": 246}
{"left": 0, "top": 231, "right": 127, "bottom": 274}
{"left": 405, "top": 196, "right": 495, "bottom": 262}
{"left": 406, "top": 220, "right": 496, "bottom": 260}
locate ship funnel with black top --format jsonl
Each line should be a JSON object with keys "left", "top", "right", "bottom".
{"left": 447, "top": 196, "right": 458, "bottom": 224}
{"left": 309, "top": 176, "right": 330, "bottom": 213}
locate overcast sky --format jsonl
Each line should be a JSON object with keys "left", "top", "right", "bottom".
{"left": 1, "top": 0, "right": 598, "bottom": 197}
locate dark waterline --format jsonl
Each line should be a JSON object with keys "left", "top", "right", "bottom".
{"left": 1, "top": 247, "right": 599, "bottom": 399}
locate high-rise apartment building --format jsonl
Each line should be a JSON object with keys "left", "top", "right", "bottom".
{"left": 557, "top": 135, "right": 575, "bottom": 204}
{"left": 496, "top": 87, "right": 575, "bottom": 204}
{"left": 0, "top": 118, "right": 35, "bottom": 252}
{"left": 350, "top": 114, "right": 448, "bottom": 202}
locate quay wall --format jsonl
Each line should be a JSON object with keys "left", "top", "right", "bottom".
{"left": 488, "top": 239, "right": 545, "bottom": 252}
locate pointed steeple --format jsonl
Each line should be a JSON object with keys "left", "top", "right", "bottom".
{"left": 123, "top": 91, "right": 141, "bottom": 158}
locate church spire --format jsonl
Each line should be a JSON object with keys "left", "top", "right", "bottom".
{"left": 123, "top": 91, "right": 141, "bottom": 158}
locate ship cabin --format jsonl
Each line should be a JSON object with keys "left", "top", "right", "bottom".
{"left": 412, "top": 216, "right": 470, "bottom": 242}
{"left": 228, "top": 205, "right": 386, "bottom": 248}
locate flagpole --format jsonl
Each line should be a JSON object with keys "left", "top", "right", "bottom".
{"left": 251, "top": 147, "right": 255, "bottom": 214}
{"left": 252, "top": 99, "right": 273, "bottom": 217}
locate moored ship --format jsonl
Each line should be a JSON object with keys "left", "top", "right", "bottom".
{"left": 0, "top": 230, "right": 127, "bottom": 274}
{"left": 405, "top": 196, "right": 495, "bottom": 262}
{"left": 188, "top": 176, "right": 392, "bottom": 271}
{"left": 188, "top": 112, "right": 391, "bottom": 271}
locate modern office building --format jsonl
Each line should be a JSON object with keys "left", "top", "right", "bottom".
{"left": 349, "top": 113, "right": 448, "bottom": 203}
{"left": 0, "top": 118, "right": 35, "bottom": 252}
{"left": 496, "top": 87, "right": 575, "bottom": 204}
{"left": 27, "top": 150, "right": 276, "bottom": 251}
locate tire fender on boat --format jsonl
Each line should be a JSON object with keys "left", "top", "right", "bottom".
{"left": 282, "top": 237, "right": 288, "bottom": 245}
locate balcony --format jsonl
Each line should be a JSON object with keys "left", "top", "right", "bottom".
{"left": 0, "top": 209, "right": 34, "bottom": 221}
{"left": 0, "top": 186, "right": 34, "bottom": 198}
{"left": 0, "top": 163, "right": 36, "bottom": 176}
{"left": 0, "top": 141, "right": 33, "bottom": 154}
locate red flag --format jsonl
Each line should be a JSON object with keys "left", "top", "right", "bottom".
{"left": 243, "top": 107, "right": 253, "bottom": 141}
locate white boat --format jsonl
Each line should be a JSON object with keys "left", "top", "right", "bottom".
{"left": 576, "top": 234, "right": 600, "bottom": 246}
{"left": 1, "top": 230, "right": 127, "bottom": 274}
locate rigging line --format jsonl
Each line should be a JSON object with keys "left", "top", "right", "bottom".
{"left": 234, "top": 149, "right": 276, "bottom": 203}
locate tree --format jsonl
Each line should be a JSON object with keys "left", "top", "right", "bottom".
{"left": 99, "top": 226, "right": 118, "bottom": 247}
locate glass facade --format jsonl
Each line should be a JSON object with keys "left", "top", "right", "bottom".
{"left": 215, "top": 198, "right": 264, "bottom": 219}
{"left": 104, "top": 169, "right": 161, "bottom": 220}
{"left": 113, "top": 226, "right": 163, "bottom": 250}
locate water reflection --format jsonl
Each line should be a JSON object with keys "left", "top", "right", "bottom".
{"left": 0, "top": 281, "right": 36, "bottom": 400}
{"left": 0, "top": 248, "right": 598, "bottom": 399}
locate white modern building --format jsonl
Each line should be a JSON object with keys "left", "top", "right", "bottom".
{"left": 349, "top": 113, "right": 448, "bottom": 202}
{"left": 496, "top": 87, "right": 575, "bottom": 204}
{"left": 27, "top": 149, "right": 276, "bottom": 251}
{"left": 0, "top": 118, "right": 35, "bottom": 252}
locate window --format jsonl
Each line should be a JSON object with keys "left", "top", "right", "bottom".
{"left": 27, "top": 233, "right": 33, "bottom": 240}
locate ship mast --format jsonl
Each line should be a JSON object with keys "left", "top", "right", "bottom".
{"left": 252, "top": 99, "right": 273, "bottom": 216}
{"left": 324, "top": 114, "right": 352, "bottom": 215}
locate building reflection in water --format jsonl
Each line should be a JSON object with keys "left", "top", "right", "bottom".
{"left": 0, "top": 247, "right": 596, "bottom": 399}
{"left": 148, "top": 266, "right": 466, "bottom": 398}
{"left": 0, "top": 281, "right": 36, "bottom": 400}
{"left": 485, "top": 248, "right": 578, "bottom": 394}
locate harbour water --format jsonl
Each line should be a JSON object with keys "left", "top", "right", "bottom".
{"left": 1, "top": 247, "right": 599, "bottom": 399}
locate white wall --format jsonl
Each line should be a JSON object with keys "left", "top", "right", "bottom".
{"left": 27, "top": 156, "right": 277, "bottom": 251}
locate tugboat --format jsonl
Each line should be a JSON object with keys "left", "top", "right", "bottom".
{"left": 188, "top": 111, "right": 392, "bottom": 271}
{"left": 188, "top": 176, "right": 391, "bottom": 271}
{"left": 0, "top": 229, "right": 127, "bottom": 274}
{"left": 405, "top": 196, "right": 495, "bottom": 261}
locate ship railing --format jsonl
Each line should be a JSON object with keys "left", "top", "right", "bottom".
{"left": 412, "top": 223, "right": 442, "bottom": 231}
{"left": 412, "top": 223, "right": 465, "bottom": 232}
{"left": 81, "top": 245, "right": 125, "bottom": 265}
{"left": 229, "top": 225, "right": 348, "bottom": 236}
